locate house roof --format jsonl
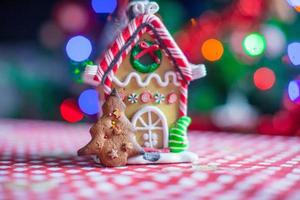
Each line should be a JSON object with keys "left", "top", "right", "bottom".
{"left": 85, "top": 14, "right": 197, "bottom": 89}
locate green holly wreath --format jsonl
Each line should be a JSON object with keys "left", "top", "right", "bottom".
{"left": 130, "top": 40, "right": 162, "bottom": 73}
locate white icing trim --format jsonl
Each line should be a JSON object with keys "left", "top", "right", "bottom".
{"left": 113, "top": 71, "right": 181, "bottom": 87}
{"left": 128, "top": 1, "right": 160, "bottom": 16}
{"left": 92, "top": 151, "right": 199, "bottom": 165}
{"left": 190, "top": 63, "right": 206, "bottom": 80}
{"left": 82, "top": 65, "right": 99, "bottom": 86}
{"left": 128, "top": 151, "right": 199, "bottom": 164}
{"left": 131, "top": 106, "right": 168, "bottom": 148}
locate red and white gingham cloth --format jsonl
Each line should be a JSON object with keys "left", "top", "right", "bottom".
{"left": 0, "top": 119, "right": 300, "bottom": 200}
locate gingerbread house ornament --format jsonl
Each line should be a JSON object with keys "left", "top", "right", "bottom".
{"left": 84, "top": 0, "right": 206, "bottom": 164}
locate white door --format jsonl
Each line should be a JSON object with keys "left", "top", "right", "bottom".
{"left": 131, "top": 106, "right": 168, "bottom": 149}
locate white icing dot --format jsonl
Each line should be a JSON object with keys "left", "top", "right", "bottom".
{"left": 144, "top": 141, "right": 150, "bottom": 147}
{"left": 152, "top": 140, "right": 158, "bottom": 146}
{"left": 143, "top": 134, "right": 149, "bottom": 140}
{"left": 152, "top": 133, "right": 158, "bottom": 140}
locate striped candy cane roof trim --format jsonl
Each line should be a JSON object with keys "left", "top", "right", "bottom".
{"left": 86, "top": 14, "right": 196, "bottom": 87}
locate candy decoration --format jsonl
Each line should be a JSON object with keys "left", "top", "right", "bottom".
{"left": 169, "top": 116, "right": 192, "bottom": 153}
{"left": 167, "top": 93, "right": 178, "bottom": 104}
{"left": 140, "top": 91, "right": 153, "bottom": 103}
{"left": 130, "top": 40, "right": 162, "bottom": 74}
{"left": 154, "top": 93, "right": 165, "bottom": 104}
{"left": 84, "top": 14, "right": 198, "bottom": 117}
{"left": 127, "top": 93, "right": 139, "bottom": 104}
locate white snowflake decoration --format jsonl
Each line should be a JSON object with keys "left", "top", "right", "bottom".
{"left": 127, "top": 93, "right": 139, "bottom": 104}
{"left": 154, "top": 93, "right": 165, "bottom": 104}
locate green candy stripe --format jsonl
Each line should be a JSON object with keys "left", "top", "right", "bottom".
{"left": 177, "top": 117, "right": 191, "bottom": 126}
{"left": 169, "top": 146, "right": 187, "bottom": 152}
{"left": 176, "top": 123, "right": 186, "bottom": 131}
{"left": 169, "top": 116, "right": 192, "bottom": 153}
{"left": 169, "top": 128, "right": 185, "bottom": 135}
{"left": 169, "top": 134, "right": 185, "bottom": 141}
{"left": 169, "top": 143, "right": 188, "bottom": 148}
{"left": 168, "top": 140, "right": 188, "bottom": 144}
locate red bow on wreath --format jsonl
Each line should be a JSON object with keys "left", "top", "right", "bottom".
{"left": 134, "top": 41, "right": 161, "bottom": 64}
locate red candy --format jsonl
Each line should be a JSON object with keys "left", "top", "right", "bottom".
{"left": 167, "top": 93, "right": 177, "bottom": 104}
{"left": 140, "top": 92, "right": 153, "bottom": 103}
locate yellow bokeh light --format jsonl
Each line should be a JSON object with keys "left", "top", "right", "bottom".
{"left": 201, "top": 39, "right": 224, "bottom": 62}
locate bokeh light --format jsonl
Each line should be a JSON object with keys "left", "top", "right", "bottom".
{"left": 78, "top": 89, "right": 99, "bottom": 115}
{"left": 262, "top": 25, "right": 286, "bottom": 58}
{"left": 39, "top": 21, "right": 64, "bottom": 50}
{"left": 60, "top": 98, "right": 84, "bottom": 123}
{"left": 55, "top": 3, "right": 89, "bottom": 33}
{"left": 287, "top": 42, "right": 300, "bottom": 66}
{"left": 253, "top": 67, "right": 276, "bottom": 90}
{"left": 286, "top": 0, "right": 300, "bottom": 7}
{"left": 243, "top": 33, "right": 266, "bottom": 56}
{"left": 66, "top": 35, "right": 92, "bottom": 62}
{"left": 201, "top": 39, "right": 224, "bottom": 62}
{"left": 288, "top": 80, "right": 300, "bottom": 102}
{"left": 237, "top": 0, "right": 263, "bottom": 18}
{"left": 295, "top": 6, "right": 300, "bottom": 12}
{"left": 91, "top": 0, "right": 117, "bottom": 14}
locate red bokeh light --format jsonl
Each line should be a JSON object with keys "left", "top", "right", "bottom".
{"left": 54, "top": 3, "right": 89, "bottom": 33}
{"left": 253, "top": 67, "right": 276, "bottom": 90}
{"left": 60, "top": 98, "right": 84, "bottom": 123}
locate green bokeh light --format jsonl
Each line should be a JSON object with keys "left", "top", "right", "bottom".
{"left": 243, "top": 33, "right": 266, "bottom": 56}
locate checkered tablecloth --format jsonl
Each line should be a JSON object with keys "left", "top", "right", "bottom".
{"left": 0, "top": 119, "right": 300, "bottom": 200}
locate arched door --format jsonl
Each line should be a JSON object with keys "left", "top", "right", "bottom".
{"left": 131, "top": 106, "right": 168, "bottom": 149}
